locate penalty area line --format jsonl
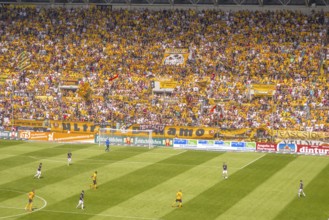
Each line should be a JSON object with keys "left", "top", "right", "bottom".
{"left": 239, "top": 153, "right": 266, "bottom": 170}
{"left": 39, "top": 209, "right": 159, "bottom": 220}
{"left": 0, "top": 205, "right": 24, "bottom": 210}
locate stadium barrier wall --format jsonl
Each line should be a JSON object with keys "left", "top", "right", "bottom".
{"left": 2, "top": 130, "right": 328, "bottom": 155}
{"left": 173, "top": 138, "right": 329, "bottom": 156}
{"left": 17, "top": 131, "right": 94, "bottom": 142}
{"left": 0, "top": 131, "right": 22, "bottom": 140}
{"left": 256, "top": 141, "right": 329, "bottom": 156}
{"left": 173, "top": 138, "right": 256, "bottom": 151}
{"left": 94, "top": 134, "right": 173, "bottom": 147}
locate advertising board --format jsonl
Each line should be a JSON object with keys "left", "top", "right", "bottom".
{"left": 256, "top": 142, "right": 277, "bottom": 152}
{"left": 296, "top": 144, "right": 329, "bottom": 155}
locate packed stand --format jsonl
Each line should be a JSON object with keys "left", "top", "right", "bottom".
{"left": 0, "top": 7, "right": 328, "bottom": 132}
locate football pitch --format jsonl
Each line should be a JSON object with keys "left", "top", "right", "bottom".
{"left": 0, "top": 140, "right": 328, "bottom": 220}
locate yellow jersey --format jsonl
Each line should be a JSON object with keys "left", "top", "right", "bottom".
{"left": 176, "top": 191, "right": 182, "bottom": 200}
{"left": 28, "top": 191, "right": 35, "bottom": 200}
{"left": 92, "top": 173, "right": 97, "bottom": 181}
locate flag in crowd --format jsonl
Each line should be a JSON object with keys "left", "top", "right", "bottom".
{"left": 17, "top": 51, "right": 31, "bottom": 71}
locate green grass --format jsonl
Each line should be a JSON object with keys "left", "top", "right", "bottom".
{"left": 0, "top": 140, "right": 328, "bottom": 220}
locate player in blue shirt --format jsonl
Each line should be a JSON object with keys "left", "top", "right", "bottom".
{"left": 105, "top": 138, "right": 110, "bottom": 152}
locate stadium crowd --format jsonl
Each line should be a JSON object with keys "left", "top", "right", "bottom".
{"left": 0, "top": 6, "right": 329, "bottom": 132}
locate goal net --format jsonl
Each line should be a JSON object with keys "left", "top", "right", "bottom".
{"left": 98, "top": 128, "right": 153, "bottom": 149}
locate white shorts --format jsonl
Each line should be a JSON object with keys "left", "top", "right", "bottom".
{"left": 78, "top": 200, "right": 84, "bottom": 206}
{"left": 36, "top": 170, "right": 41, "bottom": 175}
{"left": 68, "top": 158, "right": 72, "bottom": 163}
{"left": 223, "top": 170, "right": 228, "bottom": 175}
{"left": 298, "top": 189, "right": 304, "bottom": 193}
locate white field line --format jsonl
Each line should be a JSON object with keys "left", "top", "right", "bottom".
{"left": 1, "top": 151, "right": 257, "bottom": 169}
{"left": 0, "top": 150, "right": 196, "bottom": 168}
{"left": 0, "top": 154, "right": 267, "bottom": 219}
{"left": 2, "top": 149, "right": 187, "bottom": 161}
{"left": 239, "top": 153, "right": 266, "bottom": 170}
{"left": 172, "top": 149, "right": 187, "bottom": 155}
{"left": 0, "top": 147, "right": 185, "bottom": 156}
{"left": 0, "top": 205, "right": 24, "bottom": 210}
{"left": 25, "top": 157, "right": 220, "bottom": 169}
{"left": 25, "top": 156, "right": 221, "bottom": 168}
{"left": 1, "top": 151, "right": 268, "bottom": 171}
{"left": 89, "top": 154, "right": 266, "bottom": 220}
{"left": 0, "top": 189, "right": 47, "bottom": 219}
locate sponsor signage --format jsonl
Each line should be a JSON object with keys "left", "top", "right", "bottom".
{"left": 231, "top": 142, "right": 245, "bottom": 148}
{"left": 173, "top": 139, "right": 196, "bottom": 149}
{"left": 214, "top": 141, "right": 232, "bottom": 150}
{"left": 97, "top": 136, "right": 124, "bottom": 145}
{"left": 0, "top": 131, "right": 10, "bottom": 139}
{"left": 280, "top": 140, "right": 329, "bottom": 146}
{"left": 187, "top": 139, "right": 197, "bottom": 148}
{"left": 18, "top": 131, "right": 94, "bottom": 142}
{"left": 96, "top": 135, "right": 172, "bottom": 147}
{"left": 296, "top": 144, "right": 329, "bottom": 155}
{"left": 49, "top": 133, "right": 94, "bottom": 142}
{"left": 134, "top": 137, "right": 173, "bottom": 147}
{"left": 229, "top": 141, "right": 255, "bottom": 151}
{"left": 197, "top": 140, "right": 209, "bottom": 148}
{"left": 0, "top": 131, "right": 21, "bottom": 140}
{"left": 246, "top": 142, "right": 256, "bottom": 149}
{"left": 174, "top": 139, "right": 256, "bottom": 151}
{"left": 277, "top": 143, "right": 296, "bottom": 153}
{"left": 173, "top": 139, "right": 187, "bottom": 145}
{"left": 256, "top": 142, "right": 277, "bottom": 152}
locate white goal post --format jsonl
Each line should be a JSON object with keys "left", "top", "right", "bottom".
{"left": 98, "top": 128, "right": 153, "bottom": 149}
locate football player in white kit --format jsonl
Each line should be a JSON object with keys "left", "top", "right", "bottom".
{"left": 67, "top": 151, "right": 72, "bottom": 166}
{"left": 298, "top": 180, "right": 306, "bottom": 197}
{"left": 76, "top": 190, "right": 85, "bottom": 209}
{"left": 33, "top": 163, "right": 42, "bottom": 179}
{"left": 222, "top": 162, "right": 228, "bottom": 179}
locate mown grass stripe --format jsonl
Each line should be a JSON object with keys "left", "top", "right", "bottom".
{"left": 0, "top": 142, "right": 92, "bottom": 172}
{"left": 0, "top": 140, "right": 25, "bottom": 149}
{"left": 22, "top": 148, "right": 185, "bottom": 206}
{"left": 0, "top": 148, "right": 180, "bottom": 220}
{"left": 215, "top": 156, "right": 329, "bottom": 220}
{"left": 162, "top": 154, "right": 296, "bottom": 220}
{"left": 273, "top": 160, "right": 329, "bottom": 220}
{"left": 1, "top": 148, "right": 182, "bottom": 220}
{"left": 17, "top": 151, "right": 222, "bottom": 220}
{"left": 0, "top": 147, "right": 149, "bottom": 204}
{"left": 93, "top": 152, "right": 264, "bottom": 220}
{"left": 0, "top": 144, "right": 114, "bottom": 186}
